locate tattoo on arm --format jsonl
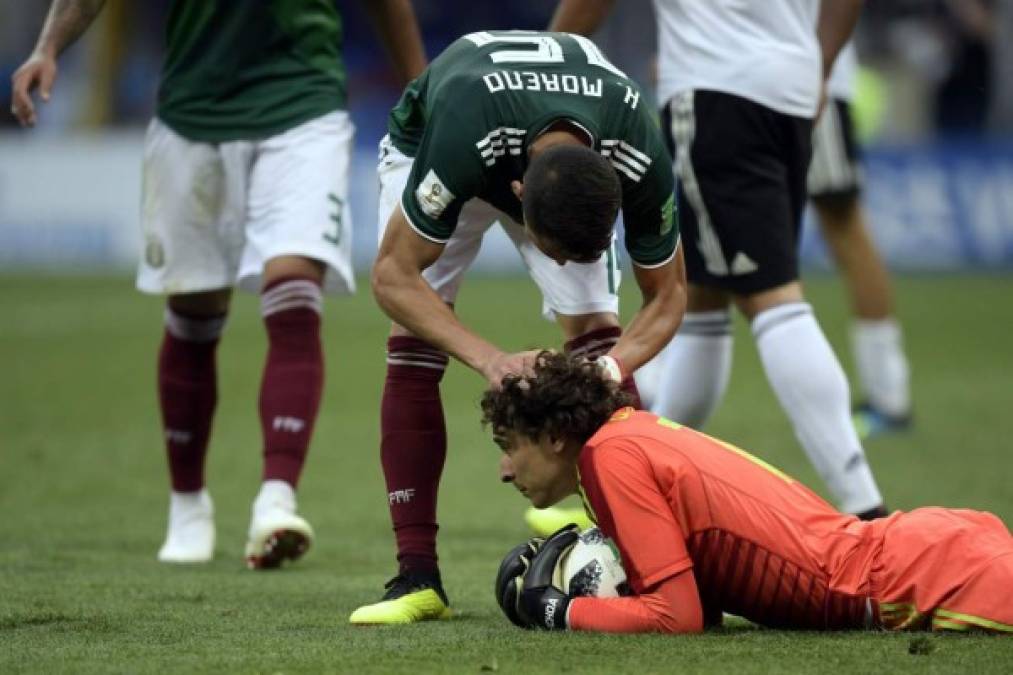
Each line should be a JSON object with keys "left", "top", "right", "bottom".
{"left": 37, "top": 0, "right": 107, "bottom": 56}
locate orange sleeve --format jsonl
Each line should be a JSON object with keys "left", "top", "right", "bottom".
{"left": 580, "top": 440, "right": 693, "bottom": 591}
{"left": 567, "top": 568, "right": 704, "bottom": 634}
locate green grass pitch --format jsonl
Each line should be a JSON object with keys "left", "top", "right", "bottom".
{"left": 2, "top": 272, "right": 1012, "bottom": 674}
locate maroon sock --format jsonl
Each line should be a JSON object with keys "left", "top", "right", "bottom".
{"left": 564, "top": 326, "right": 643, "bottom": 408}
{"left": 381, "top": 336, "right": 448, "bottom": 574}
{"left": 158, "top": 309, "right": 226, "bottom": 492}
{"left": 259, "top": 277, "right": 324, "bottom": 488}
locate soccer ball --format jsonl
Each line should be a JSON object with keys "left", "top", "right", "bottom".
{"left": 554, "top": 527, "right": 629, "bottom": 597}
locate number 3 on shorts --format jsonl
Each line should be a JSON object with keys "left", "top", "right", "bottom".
{"left": 324, "top": 192, "right": 343, "bottom": 245}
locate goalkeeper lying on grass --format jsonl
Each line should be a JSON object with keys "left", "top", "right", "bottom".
{"left": 483, "top": 352, "right": 1013, "bottom": 634}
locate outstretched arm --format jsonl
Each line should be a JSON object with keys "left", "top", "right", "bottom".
{"left": 360, "top": 0, "right": 427, "bottom": 85}
{"left": 817, "top": 0, "right": 865, "bottom": 79}
{"left": 607, "top": 247, "right": 686, "bottom": 377}
{"left": 549, "top": 0, "right": 616, "bottom": 35}
{"left": 10, "top": 0, "right": 107, "bottom": 127}
{"left": 372, "top": 208, "right": 540, "bottom": 385}
{"left": 568, "top": 568, "right": 704, "bottom": 633}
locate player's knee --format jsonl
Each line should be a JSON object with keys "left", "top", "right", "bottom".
{"left": 263, "top": 255, "right": 325, "bottom": 287}
{"left": 813, "top": 195, "right": 861, "bottom": 236}
{"left": 168, "top": 289, "right": 232, "bottom": 318}
{"left": 686, "top": 284, "right": 730, "bottom": 313}
{"left": 735, "top": 283, "right": 803, "bottom": 321}
{"left": 813, "top": 191, "right": 858, "bottom": 217}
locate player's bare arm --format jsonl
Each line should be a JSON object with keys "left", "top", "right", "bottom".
{"left": 10, "top": 0, "right": 106, "bottom": 127}
{"left": 372, "top": 208, "right": 540, "bottom": 385}
{"left": 549, "top": 0, "right": 616, "bottom": 34}
{"left": 360, "top": 0, "right": 428, "bottom": 85}
{"left": 608, "top": 246, "right": 687, "bottom": 377}
{"left": 817, "top": 0, "right": 865, "bottom": 79}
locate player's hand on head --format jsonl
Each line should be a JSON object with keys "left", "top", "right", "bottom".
{"left": 482, "top": 349, "right": 544, "bottom": 388}
{"left": 10, "top": 52, "right": 58, "bottom": 127}
{"left": 594, "top": 354, "right": 624, "bottom": 383}
{"left": 518, "top": 524, "right": 580, "bottom": 630}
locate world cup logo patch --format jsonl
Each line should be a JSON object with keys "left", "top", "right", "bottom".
{"left": 416, "top": 169, "right": 455, "bottom": 218}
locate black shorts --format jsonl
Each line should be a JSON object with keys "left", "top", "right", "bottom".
{"left": 661, "top": 90, "right": 813, "bottom": 295}
{"left": 808, "top": 98, "right": 862, "bottom": 205}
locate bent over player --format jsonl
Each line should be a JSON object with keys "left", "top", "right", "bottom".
{"left": 352, "top": 30, "right": 687, "bottom": 624}
{"left": 11, "top": 0, "right": 426, "bottom": 568}
{"left": 486, "top": 353, "right": 1013, "bottom": 634}
{"left": 553, "top": 0, "right": 888, "bottom": 520}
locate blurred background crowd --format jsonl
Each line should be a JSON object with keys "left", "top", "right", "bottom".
{"left": 2, "top": 0, "right": 1010, "bottom": 141}
{"left": 1, "top": 0, "right": 1011, "bottom": 272}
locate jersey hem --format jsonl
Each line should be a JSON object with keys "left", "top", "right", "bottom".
{"left": 631, "top": 236, "right": 681, "bottom": 269}
{"left": 399, "top": 197, "right": 451, "bottom": 245}
{"left": 388, "top": 132, "right": 419, "bottom": 160}
{"left": 155, "top": 102, "right": 345, "bottom": 144}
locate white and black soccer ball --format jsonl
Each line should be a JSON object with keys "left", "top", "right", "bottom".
{"left": 554, "top": 527, "right": 629, "bottom": 598}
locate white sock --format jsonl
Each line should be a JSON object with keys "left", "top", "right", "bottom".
{"left": 650, "top": 311, "right": 733, "bottom": 428}
{"left": 852, "top": 318, "right": 911, "bottom": 417}
{"left": 254, "top": 479, "right": 296, "bottom": 515}
{"left": 752, "top": 303, "right": 883, "bottom": 514}
{"left": 169, "top": 488, "right": 212, "bottom": 518}
{"left": 633, "top": 347, "right": 665, "bottom": 411}
{"left": 159, "top": 488, "right": 214, "bottom": 562}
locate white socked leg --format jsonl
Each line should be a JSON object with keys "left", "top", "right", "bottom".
{"left": 852, "top": 318, "right": 911, "bottom": 418}
{"left": 649, "top": 310, "right": 734, "bottom": 429}
{"left": 753, "top": 303, "right": 883, "bottom": 514}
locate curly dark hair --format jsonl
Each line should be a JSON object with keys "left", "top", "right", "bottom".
{"left": 480, "top": 351, "right": 633, "bottom": 448}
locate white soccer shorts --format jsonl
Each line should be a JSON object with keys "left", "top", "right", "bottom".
{"left": 137, "top": 111, "right": 355, "bottom": 295}
{"left": 375, "top": 135, "right": 621, "bottom": 321}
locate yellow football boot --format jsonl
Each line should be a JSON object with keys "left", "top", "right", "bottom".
{"left": 349, "top": 572, "right": 453, "bottom": 625}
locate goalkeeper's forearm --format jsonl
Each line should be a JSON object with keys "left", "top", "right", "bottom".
{"left": 35, "top": 0, "right": 107, "bottom": 57}
{"left": 567, "top": 569, "right": 704, "bottom": 633}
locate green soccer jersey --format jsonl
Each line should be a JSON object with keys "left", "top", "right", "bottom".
{"left": 157, "top": 0, "right": 346, "bottom": 142}
{"left": 389, "top": 31, "right": 678, "bottom": 267}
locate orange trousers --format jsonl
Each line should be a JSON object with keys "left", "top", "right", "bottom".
{"left": 870, "top": 507, "right": 1013, "bottom": 633}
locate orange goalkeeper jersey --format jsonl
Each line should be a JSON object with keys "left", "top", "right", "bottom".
{"left": 577, "top": 408, "right": 877, "bottom": 630}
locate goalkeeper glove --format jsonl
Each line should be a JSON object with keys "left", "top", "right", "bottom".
{"left": 519, "top": 524, "right": 580, "bottom": 630}
{"left": 494, "top": 537, "right": 542, "bottom": 628}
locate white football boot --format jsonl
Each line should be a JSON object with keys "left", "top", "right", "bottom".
{"left": 157, "top": 489, "right": 215, "bottom": 563}
{"left": 245, "top": 480, "right": 314, "bottom": 570}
